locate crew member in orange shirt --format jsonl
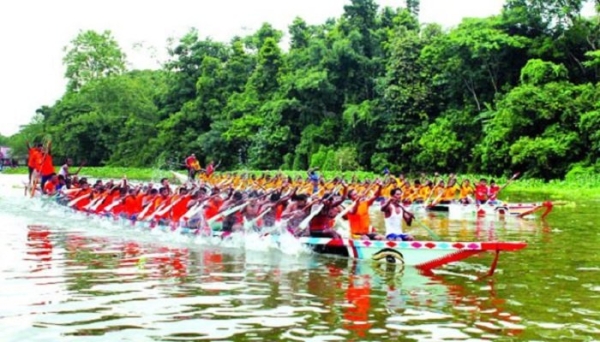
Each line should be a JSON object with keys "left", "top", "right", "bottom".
{"left": 347, "top": 183, "right": 384, "bottom": 240}
{"left": 27, "top": 142, "right": 43, "bottom": 182}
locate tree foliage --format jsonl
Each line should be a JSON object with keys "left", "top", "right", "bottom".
{"left": 11, "top": 0, "right": 600, "bottom": 179}
{"left": 63, "top": 30, "right": 127, "bottom": 92}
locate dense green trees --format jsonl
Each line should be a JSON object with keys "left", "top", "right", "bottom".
{"left": 9, "top": 0, "right": 600, "bottom": 179}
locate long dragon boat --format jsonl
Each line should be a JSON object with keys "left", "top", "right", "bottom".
{"left": 34, "top": 191, "right": 527, "bottom": 278}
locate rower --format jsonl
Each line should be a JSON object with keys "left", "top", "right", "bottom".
{"left": 241, "top": 192, "right": 263, "bottom": 229}
{"left": 282, "top": 194, "right": 309, "bottom": 233}
{"left": 459, "top": 179, "right": 474, "bottom": 204}
{"left": 42, "top": 173, "right": 59, "bottom": 196}
{"left": 56, "top": 175, "right": 67, "bottom": 192}
{"left": 58, "top": 159, "right": 71, "bottom": 181}
{"left": 261, "top": 189, "right": 293, "bottom": 227}
{"left": 440, "top": 178, "right": 459, "bottom": 205}
{"left": 160, "top": 178, "right": 173, "bottom": 195}
{"left": 308, "top": 192, "right": 344, "bottom": 238}
{"left": 380, "top": 188, "right": 413, "bottom": 241}
{"left": 475, "top": 178, "right": 489, "bottom": 205}
{"left": 169, "top": 187, "right": 191, "bottom": 222}
{"left": 220, "top": 191, "right": 244, "bottom": 233}
{"left": 488, "top": 180, "right": 500, "bottom": 205}
{"left": 346, "top": 183, "right": 384, "bottom": 240}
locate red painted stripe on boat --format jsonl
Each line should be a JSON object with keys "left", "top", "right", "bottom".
{"left": 480, "top": 241, "right": 527, "bottom": 252}
{"left": 416, "top": 250, "right": 481, "bottom": 271}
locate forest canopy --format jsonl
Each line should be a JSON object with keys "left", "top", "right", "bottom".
{"left": 8, "top": 0, "right": 600, "bottom": 180}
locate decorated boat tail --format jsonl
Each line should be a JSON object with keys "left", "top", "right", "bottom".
{"left": 289, "top": 237, "right": 526, "bottom": 276}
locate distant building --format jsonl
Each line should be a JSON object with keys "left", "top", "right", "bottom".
{"left": 0, "top": 146, "right": 17, "bottom": 168}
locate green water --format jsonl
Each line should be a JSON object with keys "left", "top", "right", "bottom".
{"left": 1, "top": 175, "right": 599, "bottom": 341}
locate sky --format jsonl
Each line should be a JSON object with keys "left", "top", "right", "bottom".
{"left": 0, "top": 0, "right": 541, "bottom": 136}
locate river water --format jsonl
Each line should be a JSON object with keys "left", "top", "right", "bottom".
{"left": 0, "top": 174, "right": 599, "bottom": 341}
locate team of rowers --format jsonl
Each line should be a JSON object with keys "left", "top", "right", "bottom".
{"left": 31, "top": 146, "right": 511, "bottom": 241}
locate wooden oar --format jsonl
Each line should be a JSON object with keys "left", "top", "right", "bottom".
{"left": 411, "top": 217, "right": 441, "bottom": 241}
{"left": 297, "top": 203, "right": 324, "bottom": 231}
{"left": 206, "top": 202, "right": 249, "bottom": 225}
{"left": 68, "top": 193, "right": 90, "bottom": 207}
{"left": 141, "top": 198, "right": 174, "bottom": 221}
{"left": 428, "top": 189, "right": 446, "bottom": 208}
{"left": 104, "top": 196, "right": 124, "bottom": 212}
{"left": 334, "top": 199, "right": 358, "bottom": 225}
{"left": 137, "top": 199, "right": 156, "bottom": 220}
{"left": 89, "top": 195, "right": 109, "bottom": 211}
{"left": 154, "top": 196, "right": 187, "bottom": 218}
{"left": 181, "top": 194, "right": 221, "bottom": 221}
{"left": 496, "top": 172, "right": 521, "bottom": 198}
{"left": 244, "top": 207, "right": 272, "bottom": 232}
{"left": 332, "top": 199, "right": 359, "bottom": 238}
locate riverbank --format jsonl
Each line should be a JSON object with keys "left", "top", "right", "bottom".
{"left": 3, "top": 166, "right": 598, "bottom": 200}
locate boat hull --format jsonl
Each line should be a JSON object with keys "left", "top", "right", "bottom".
{"left": 295, "top": 237, "right": 527, "bottom": 271}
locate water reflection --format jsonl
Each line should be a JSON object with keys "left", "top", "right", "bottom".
{"left": 13, "top": 226, "right": 531, "bottom": 341}
{"left": 414, "top": 214, "right": 548, "bottom": 242}
{"left": 26, "top": 225, "right": 53, "bottom": 273}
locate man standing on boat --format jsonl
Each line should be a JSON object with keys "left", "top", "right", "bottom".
{"left": 39, "top": 142, "right": 55, "bottom": 194}
{"left": 26, "top": 142, "right": 43, "bottom": 182}
{"left": 185, "top": 154, "right": 201, "bottom": 181}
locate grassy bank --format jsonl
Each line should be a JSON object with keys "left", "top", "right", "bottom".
{"left": 3, "top": 166, "right": 599, "bottom": 199}
{"left": 1, "top": 166, "right": 173, "bottom": 182}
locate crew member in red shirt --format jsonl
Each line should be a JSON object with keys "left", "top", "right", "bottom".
{"left": 43, "top": 174, "right": 59, "bottom": 196}
{"left": 474, "top": 178, "right": 489, "bottom": 205}
{"left": 488, "top": 180, "right": 501, "bottom": 204}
